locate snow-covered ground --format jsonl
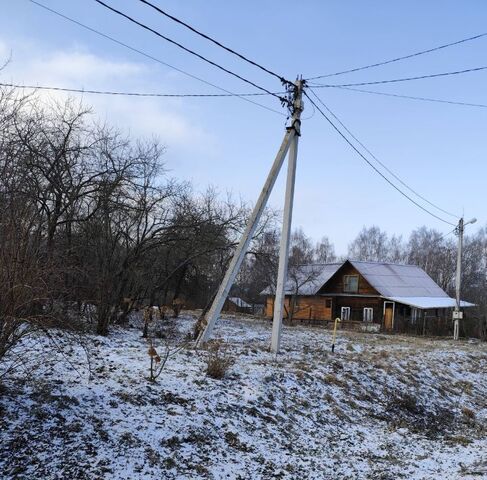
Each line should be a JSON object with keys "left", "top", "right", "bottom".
{"left": 1, "top": 314, "right": 486, "bottom": 480}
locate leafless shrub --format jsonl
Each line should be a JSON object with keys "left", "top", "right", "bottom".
{"left": 171, "top": 299, "right": 184, "bottom": 318}
{"left": 145, "top": 317, "right": 189, "bottom": 382}
{"left": 205, "top": 339, "right": 234, "bottom": 379}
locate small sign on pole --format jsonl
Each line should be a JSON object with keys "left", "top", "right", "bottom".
{"left": 452, "top": 311, "right": 463, "bottom": 320}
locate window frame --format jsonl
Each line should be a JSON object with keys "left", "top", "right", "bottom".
{"left": 341, "top": 306, "right": 351, "bottom": 321}
{"left": 343, "top": 274, "right": 359, "bottom": 293}
{"left": 363, "top": 307, "right": 374, "bottom": 322}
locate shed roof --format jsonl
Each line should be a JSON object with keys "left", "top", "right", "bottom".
{"left": 228, "top": 297, "right": 251, "bottom": 308}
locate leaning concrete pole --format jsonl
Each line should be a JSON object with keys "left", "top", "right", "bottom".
{"left": 196, "top": 112, "right": 297, "bottom": 345}
{"left": 270, "top": 80, "right": 304, "bottom": 353}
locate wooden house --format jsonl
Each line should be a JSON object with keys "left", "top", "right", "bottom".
{"left": 262, "top": 260, "right": 474, "bottom": 334}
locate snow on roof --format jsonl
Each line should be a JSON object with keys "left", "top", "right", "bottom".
{"left": 260, "top": 263, "right": 342, "bottom": 296}
{"left": 384, "top": 296, "right": 475, "bottom": 309}
{"left": 228, "top": 297, "right": 251, "bottom": 308}
{"left": 350, "top": 260, "right": 449, "bottom": 298}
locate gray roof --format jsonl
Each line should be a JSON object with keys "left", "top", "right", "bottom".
{"left": 384, "top": 296, "right": 475, "bottom": 309}
{"left": 261, "top": 263, "right": 342, "bottom": 295}
{"left": 261, "top": 260, "right": 452, "bottom": 298}
{"left": 260, "top": 260, "right": 475, "bottom": 308}
{"left": 349, "top": 261, "right": 449, "bottom": 298}
{"left": 228, "top": 297, "right": 251, "bottom": 308}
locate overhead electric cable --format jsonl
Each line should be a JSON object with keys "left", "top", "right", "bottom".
{"left": 334, "top": 86, "right": 487, "bottom": 109}
{"left": 137, "top": 0, "right": 289, "bottom": 85}
{"left": 93, "top": 0, "right": 287, "bottom": 104}
{"left": 440, "top": 227, "right": 458, "bottom": 240}
{"left": 303, "top": 90, "right": 456, "bottom": 226}
{"left": 27, "top": 0, "right": 286, "bottom": 116}
{"left": 306, "top": 31, "right": 487, "bottom": 80}
{"left": 309, "top": 65, "right": 487, "bottom": 88}
{"left": 0, "top": 82, "right": 284, "bottom": 98}
{"left": 308, "top": 88, "right": 459, "bottom": 218}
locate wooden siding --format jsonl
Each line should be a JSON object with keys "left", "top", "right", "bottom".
{"left": 265, "top": 295, "right": 333, "bottom": 321}
{"left": 319, "top": 262, "right": 378, "bottom": 296}
{"left": 333, "top": 296, "right": 383, "bottom": 323}
{"left": 223, "top": 300, "right": 238, "bottom": 313}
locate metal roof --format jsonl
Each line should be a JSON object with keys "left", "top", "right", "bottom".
{"left": 260, "top": 260, "right": 472, "bottom": 307}
{"left": 228, "top": 297, "right": 251, "bottom": 308}
{"left": 384, "top": 296, "right": 475, "bottom": 309}
{"left": 261, "top": 263, "right": 342, "bottom": 295}
{"left": 349, "top": 261, "right": 449, "bottom": 298}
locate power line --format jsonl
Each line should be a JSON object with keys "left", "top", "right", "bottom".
{"left": 27, "top": 0, "right": 286, "bottom": 116}
{"left": 93, "top": 0, "right": 288, "bottom": 105}
{"left": 440, "top": 227, "right": 458, "bottom": 240}
{"left": 306, "top": 31, "right": 487, "bottom": 80}
{"left": 303, "top": 90, "right": 456, "bottom": 226}
{"left": 137, "top": 0, "right": 289, "bottom": 85}
{"left": 308, "top": 88, "right": 459, "bottom": 218}
{"left": 0, "top": 81, "right": 284, "bottom": 98}
{"left": 309, "top": 65, "right": 487, "bottom": 88}
{"left": 334, "top": 86, "right": 487, "bottom": 109}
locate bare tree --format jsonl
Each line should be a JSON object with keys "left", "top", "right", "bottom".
{"left": 314, "top": 236, "right": 336, "bottom": 263}
{"left": 407, "top": 227, "right": 456, "bottom": 291}
{"left": 348, "top": 225, "right": 389, "bottom": 261}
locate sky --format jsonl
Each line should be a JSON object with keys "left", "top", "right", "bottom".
{"left": 1, "top": 0, "right": 486, "bottom": 253}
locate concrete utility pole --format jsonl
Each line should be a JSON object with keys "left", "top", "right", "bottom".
{"left": 196, "top": 79, "right": 304, "bottom": 347}
{"left": 453, "top": 216, "right": 477, "bottom": 340}
{"left": 271, "top": 79, "right": 304, "bottom": 353}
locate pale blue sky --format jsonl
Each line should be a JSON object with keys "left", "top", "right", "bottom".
{"left": 1, "top": 0, "right": 486, "bottom": 252}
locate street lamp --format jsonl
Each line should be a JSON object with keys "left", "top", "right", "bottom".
{"left": 453, "top": 217, "right": 477, "bottom": 340}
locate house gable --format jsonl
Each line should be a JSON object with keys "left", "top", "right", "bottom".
{"left": 317, "top": 261, "right": 380, "bottom": 296}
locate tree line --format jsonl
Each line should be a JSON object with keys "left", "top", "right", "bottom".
{"left": 0, "top": 88, "right": 279, "bottom": 365}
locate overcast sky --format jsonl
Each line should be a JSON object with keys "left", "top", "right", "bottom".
{"left": 1, "top": 0, "right": 486, "bottom": 252}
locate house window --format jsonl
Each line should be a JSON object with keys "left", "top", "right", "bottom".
{"left": 325, "top": 299, "right": 332, "bottom": 308}
{"left": 411, "top": 308, "right": 419, "bottom": 324}
{"left": 341, "top": 307, "right": 351, "bottom": 321}
{"left": 343, "top": 275, "right": 359, "bottom": 293}
{"left": 363, "top": 307, "right": 373, "bottom": 322}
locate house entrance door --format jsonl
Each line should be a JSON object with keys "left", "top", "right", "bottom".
{"left": 383, "top": 302, "right": 395, "bottom": 331}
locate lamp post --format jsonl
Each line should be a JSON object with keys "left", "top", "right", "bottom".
{"left": 453, "top": 217, "right": 477, "bottom": 340}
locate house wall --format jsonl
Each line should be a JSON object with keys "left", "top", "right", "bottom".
{"left": 265, "top": 295, "right": 333, "bottom": 321}
{"left": 333, "top": 296, "right": 383, "bottom": 323}
{"left": 223, "top": 300, "right": 238, "bottom": 313}
{"left": 318, "top": 262, "right": 377, "bottom": 296}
